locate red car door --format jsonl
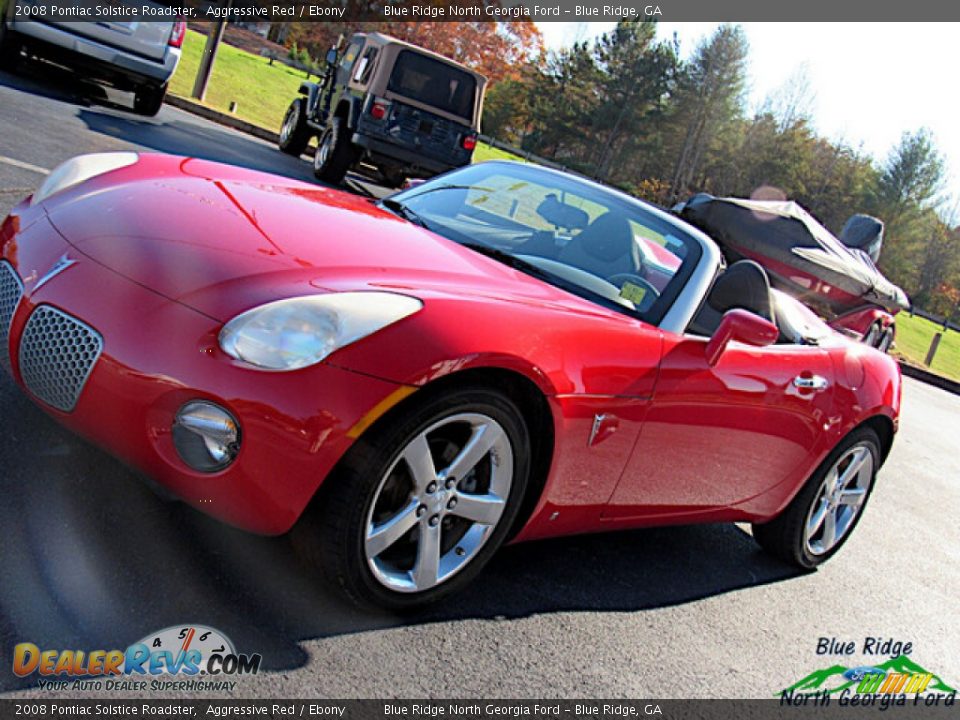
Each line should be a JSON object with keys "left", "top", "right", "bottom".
{"left": 605, "top": 333, "right": 836, "bottom": 517}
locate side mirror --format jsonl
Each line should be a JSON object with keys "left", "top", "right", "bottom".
{"left": 705, "top": 309, "right": 779, "bottom": 366}
{"left": 325, "top": 48, "right": 338, "bottom": 67}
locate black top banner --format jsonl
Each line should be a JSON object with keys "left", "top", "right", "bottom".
{"left": 6, "top": 0, "right": 960, "bottom": 22}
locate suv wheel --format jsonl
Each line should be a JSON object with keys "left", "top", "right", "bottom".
{"left": 313, "top": 116, "right": 355, "bottom": 184}
{"left": 278, "top": 99, "right": 311, "bottom": 156}
{"left": 133, "top": 83, "right": 166, "bottom": 117}
{"left": 0, "top": 22, "right": 22, "bottom": 70}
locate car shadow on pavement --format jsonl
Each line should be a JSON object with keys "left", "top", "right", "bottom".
{"left": 0, "top": 376, "right": 805, "bottom": 693}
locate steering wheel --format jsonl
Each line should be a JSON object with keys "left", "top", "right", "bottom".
{"left": 607, "top": 273, "right": 661, "bottom": 312}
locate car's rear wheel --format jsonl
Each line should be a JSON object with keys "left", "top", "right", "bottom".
{"left": 0, "top": 22, "right": 22, "bottom": 70}
{"left": 133, "top": 83, "right": 166, "bottom": 117}
{"left": 862, "top": 321, "right": 882, "bottom": 347}
{"left": 313, "top": 116, "right": 355, "bottom": 184}
{"left": 293, "top": 386, "right": 531, "bottom": 610}
{"left": 752, "top": 427, "right": 880, "bottom": 569}
{"left": 278, "top": 99, "right": 311, "bottom": 156}
{"left": 877, "top": 324, "right": 895, "bottom": 353}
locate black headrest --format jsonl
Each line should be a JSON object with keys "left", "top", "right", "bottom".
{"left": 839, "top": 214, "right": 884, "bottom": 263}
{"left": 575, "top": 213, "right": 634, "bottom": 262}
{"left": 708, "top": 259, "right": 772, "bottom": 321}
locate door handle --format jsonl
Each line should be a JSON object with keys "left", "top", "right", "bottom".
{"left": 793, "top": 375, "right": 829, "bottom": 391}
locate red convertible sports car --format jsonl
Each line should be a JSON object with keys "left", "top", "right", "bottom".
{"left": 0, "top": 155, "right": 900, "bottom": 608}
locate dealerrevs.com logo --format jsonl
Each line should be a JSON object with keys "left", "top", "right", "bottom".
{"left": 12, "top": 625, "right": 262, "bottom": 692}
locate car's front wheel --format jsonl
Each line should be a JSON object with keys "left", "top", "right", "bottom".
{"left": 278, "top": 99, "right": 311, "bottom": 156}
{"left": 294, "top": 386, "right": 531, "bottom": 610}
{"left": 752, "top": 427, "right": 880, "bottom": 568}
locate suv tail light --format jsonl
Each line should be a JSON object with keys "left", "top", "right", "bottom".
{"left": 169, "top": 22, "right": 187, "bottom": 49}
{"left": 370, "top": 100, "right": 390, "bottom": 120}
{"left": 462, "top": 134, "right": 478, "bottom": 151}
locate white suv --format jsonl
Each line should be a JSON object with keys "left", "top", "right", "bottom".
{"left": 0, "top": 0, "right": 185, "bottom": 116}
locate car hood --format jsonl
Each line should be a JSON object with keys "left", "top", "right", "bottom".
{"left": 44, "top": 155, "right": 595, "bottom": 322}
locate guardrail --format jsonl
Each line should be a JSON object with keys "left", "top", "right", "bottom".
{"left": 908, "top": 306, "right": 960, "bottom": 333}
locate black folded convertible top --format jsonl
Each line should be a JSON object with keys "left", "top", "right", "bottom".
{"left": 678, "top": 194, "right": 909, "bottom": 316}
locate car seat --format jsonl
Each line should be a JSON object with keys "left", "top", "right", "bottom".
{"left": 557, "top": 213, "right": 640, "bottom": 279}
{"left": 688, "top": 259, "right": 774, "bottom": 336}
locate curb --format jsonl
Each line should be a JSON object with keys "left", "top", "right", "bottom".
{"left": 164, "top": 94, "right": 282, "bottom": 146}
{"left": 898, "top": 362, "right": 960, "bottom": 396}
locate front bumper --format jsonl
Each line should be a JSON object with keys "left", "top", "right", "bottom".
{"left": 11, "top": 20, "right": 179, "bottom": 85}
{"left": 1, "top": 210, "right": 409, "bottom": 535}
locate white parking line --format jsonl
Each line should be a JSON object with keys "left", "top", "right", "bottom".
{"left": 0, "top": 155, "right": 50, "bottom": 176}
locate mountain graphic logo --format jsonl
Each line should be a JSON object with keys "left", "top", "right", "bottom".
{"left": 779, "top": 655, "right": 957, "bottom": 696}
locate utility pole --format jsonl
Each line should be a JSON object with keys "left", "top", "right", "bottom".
{"left": 192, "top": 0, "right": 232, "bottom": 101}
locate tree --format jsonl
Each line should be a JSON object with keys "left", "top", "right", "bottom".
{"left": 868, "top": 129, "right": 948, "bottom": 287}
{"left": 282, "top": 20, "right": 543, "bottom": 84}
{"left": 590, "top": 20, "right": 678, "bottom": 181}
{"left": 667, "top": 24, "right": 749, "bottom": 200}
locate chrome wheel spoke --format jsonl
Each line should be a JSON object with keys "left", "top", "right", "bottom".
{"left": 821, "top": 507, "right": 838, "bottom": 549}
{"left": 366, "top": 499, "right": 419, "bottom": 558}
{"left": 839, "top": 447, "right": 869, "bottom": 487}
{"left": 412, "top": 521, "right": 441, "bottom": 589}
{"left": 403, "top": 434, "right": 437, "bottom": 492}
{"left": 442, "top": 421, "right": 504, "bottom": 482}
{"left": 839, "top": 487, "right": 867, "bottom": 507}
{"left": 451, "top": 492, "right": 505, "bottom": 526}
{"left": 807, "top": 498, "right": 829, "bottom": 537}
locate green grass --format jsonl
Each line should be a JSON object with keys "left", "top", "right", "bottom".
{"left": 169, "top": 30, "right": 309, "bottom": 133}
{"left": 472, "top": 143, "right": 525, "bottom": 163}
{"left": 169, "top": 30, "right": 518, "bottom": 163}
{"left": 893, "top": 313, "right": 960, "bottom": 382}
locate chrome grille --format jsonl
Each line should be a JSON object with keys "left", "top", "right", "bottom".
{"left": 0, "top": 260, "right": 24, "bottom": 369}
{"left": 19, "top": 305, "right": 103, "bottom": 412}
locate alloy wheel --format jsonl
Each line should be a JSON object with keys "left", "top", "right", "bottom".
{"left": 364, "top": 412, "right": 513, "bottom": 593}
{"left": 803, "top": 442, "right": 874, "bottom": 556}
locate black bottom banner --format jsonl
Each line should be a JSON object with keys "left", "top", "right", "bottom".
{"left": 0, "top": 699, "right": 957, "bottom": 720}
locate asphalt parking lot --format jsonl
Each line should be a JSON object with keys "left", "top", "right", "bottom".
{"left": 1, "top": 65, "right": 958, "bottom": 699}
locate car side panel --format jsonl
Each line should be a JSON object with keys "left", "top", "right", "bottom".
{"left": 605, "top": 334, "right": 838, "bottom": 519}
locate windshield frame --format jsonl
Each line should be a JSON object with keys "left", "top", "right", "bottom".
{"left": 386, "top": 161, "right": 720, "bottom": 333}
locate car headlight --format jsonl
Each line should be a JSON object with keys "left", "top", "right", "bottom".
{"left": 219, "top": 292, "right": 423, "bottom": 371}
{"left": 31, "top": 152, "right": 139, "bottom": 206}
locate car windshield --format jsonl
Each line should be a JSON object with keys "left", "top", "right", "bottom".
{"left": 387, "top": 163, "right": 702, "bottom": 324}
{"left": 387, "top": 51, "right": 476, "bottom": 121}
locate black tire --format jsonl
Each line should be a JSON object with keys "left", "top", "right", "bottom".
{"left": 0, "top": 22, "right": 22, "bottom": 71}
{"left": 292, "top": 385, "right": 532, "bottom": 610}
{"left": 133, "top": 83, "right": 166, "bottom": 117}
{"left": 877, "top": 325, "right": 895, "bottom": 353}
{"left": 862, "top": 321, "right": 882, "bottom": 348}
{"left": 312, "top": 116, "right": 355, "bottom": 184}
{"left": 752, "top": 427, "right": 881, "bottom": 569}
{"left": 278, "top": 99, "right": 311, "bottom": 157}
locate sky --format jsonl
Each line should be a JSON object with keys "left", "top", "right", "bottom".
{"left": 537, "top": 22, "right": 960, "bottom": 209}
